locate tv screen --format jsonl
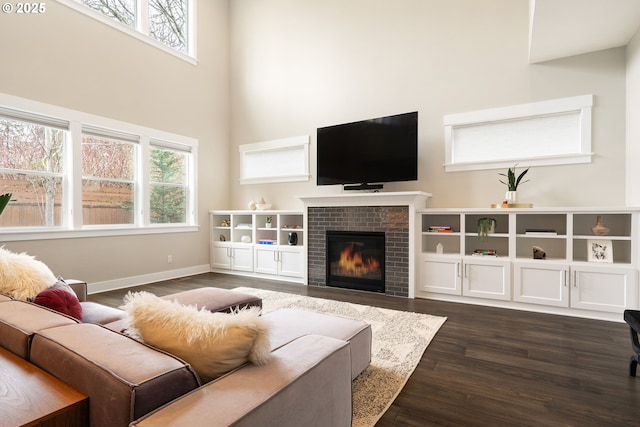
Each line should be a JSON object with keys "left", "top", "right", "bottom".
{"left": 316, "top": 111, "right": 418, "bottom": 189}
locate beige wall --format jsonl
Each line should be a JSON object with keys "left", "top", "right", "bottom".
{"left": 0, "top": 1, "right": 634, "bottom": 290}
{"left": 0, "top": 1, "right": 230, "bottom": 287}
{"left": 627, "top": 28, "right": 640, "bottom": 206}
{"left": 229, "top": 0, "right": 628, "bottom": 210}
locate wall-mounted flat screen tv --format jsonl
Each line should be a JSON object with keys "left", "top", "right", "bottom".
{"left": 316, "top": 111, "right": 418, "bottom": 190}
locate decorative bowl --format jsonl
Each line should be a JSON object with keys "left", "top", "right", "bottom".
{"left": 256, "top": 203, "right": 272, "bottom": 210}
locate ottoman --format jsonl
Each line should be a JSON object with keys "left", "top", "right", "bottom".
{"left": 161, "top": 287, "right": 263, "bottom": 313}
{"left": 104, "top": 287, "right": 263, "bottom": 332}
{"left": 263, "top": 308, "right": 372, "bottom": 379}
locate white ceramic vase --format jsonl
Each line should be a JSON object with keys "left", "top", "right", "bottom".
{"left": 505, "top": 191, "right": 518, "bottom": 204}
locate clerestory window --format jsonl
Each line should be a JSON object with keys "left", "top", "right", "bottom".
{"left": 57, "top": 0, "right": 194, "bottom": 61}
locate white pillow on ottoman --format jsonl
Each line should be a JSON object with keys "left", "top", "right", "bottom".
{"left": 0, "top": 246, "right": 57, "bottom": 300}
{"left": 121, "top": 291, "right": 271, "bottom": 383}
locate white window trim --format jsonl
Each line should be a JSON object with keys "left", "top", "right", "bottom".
{"left": 239, "top": 135, "right": 310, "bottom": 185}
{"left": 443, "top": 95, "right": 593, "bottom": 172}
{"left": 55, "top": 0, "right": 197, "bottom": 65}
{"left": 0, "top": 92, "right": 199, "bottom": 242}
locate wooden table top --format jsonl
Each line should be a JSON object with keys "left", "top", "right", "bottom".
{"left": 0, "top": 347, "right": 88, "bottom": 427}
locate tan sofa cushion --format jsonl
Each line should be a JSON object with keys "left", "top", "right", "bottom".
{"left": 30, "top": 323, "right": 200, "bottom": 427}
{"left": 131, "top": 334, "right": 353, "bottom": 427}
{"left": 79, "top": 301, "right": 124, "bottom": 324}
{"left": 0, "top": 300, "right": 78, "bottom": 359}
{"left": 263, "top": 308, "right": 372, "bottom": 379}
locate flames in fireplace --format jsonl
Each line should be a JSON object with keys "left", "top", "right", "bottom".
{"left": 337, "top": 242, "right": 381, "bottom": 277}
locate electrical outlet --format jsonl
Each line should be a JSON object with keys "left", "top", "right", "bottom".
{"left": 167, "top": 255, "right": 173, "bottom": 263}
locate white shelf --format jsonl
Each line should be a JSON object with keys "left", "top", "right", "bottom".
{"left": 417, "top": 207, "right": 640, "bottom": 320}
{"left": 209, "top": 210, "right": 305, "bottom": 283}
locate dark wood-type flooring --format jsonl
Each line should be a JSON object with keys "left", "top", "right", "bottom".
{"left": 89, "top": 273, "right": 639, "bottom": 426}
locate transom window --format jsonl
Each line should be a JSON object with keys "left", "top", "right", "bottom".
{"left": 57, "top": 0, "right": 194, "bottom": 61}
{"left": 443, "top": 95, "right": 593, "bottom": 172}
{"left": 0, "top": 93, "right": 198, "bottom": 240}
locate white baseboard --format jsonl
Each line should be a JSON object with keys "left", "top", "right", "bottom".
{"left": 87, "top": 264, "right": 211, "bottom": 295}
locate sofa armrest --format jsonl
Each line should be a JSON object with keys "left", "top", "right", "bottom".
{"left": 130, "top": 334, "right": 353, "bottom": 427}
{"left": 64, "top": 279, "right": 87, "bottom": 302}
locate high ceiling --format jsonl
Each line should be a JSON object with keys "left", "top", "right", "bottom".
{"left": 529, "top": 0, "right": 640, "bottom": 63}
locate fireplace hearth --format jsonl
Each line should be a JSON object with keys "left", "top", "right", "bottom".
{"left": 326, "top": 231, "right": 385, "bottom": 293}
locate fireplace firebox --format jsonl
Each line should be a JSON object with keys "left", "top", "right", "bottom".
{"left": 326, "top": 231, "right": 385, "bottom": 293}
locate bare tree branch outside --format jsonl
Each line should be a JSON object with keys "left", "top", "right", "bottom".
{"left": 82, "top": 0, "right": 187, "bottom": 52}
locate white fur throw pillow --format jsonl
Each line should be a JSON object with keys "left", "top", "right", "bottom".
{"left": 0, "top": 247, "right": 57, "bottom": 300}
{"left": 122, "top": 291, "right": 271, "bottom": 383}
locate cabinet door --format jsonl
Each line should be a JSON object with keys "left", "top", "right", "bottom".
{"left": 419, "top": 255, "right": 462, "bottom": 295}
{"left": 254, "top": 246, "right": 278, "bottom": 275}
{"left": 211, "top": 244, "right": 231, "bottom": 270}
{"left": 278, "top": 246, "right": 304, "bottom": 278}
{"left": 462, "top": 258, "right": 511, "bottom": 300}
{"left": 571, "top": 265, "right": 638, "bottom": 312}
{"left": 513, "top": 261, "right": 569, "bottom": 307}
{"left": 231, "top": 245, "right": 254, "bottom": 272}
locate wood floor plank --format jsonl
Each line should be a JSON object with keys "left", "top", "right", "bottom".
{"left": 88, "top": 273, "right": 639, "bottom": 426}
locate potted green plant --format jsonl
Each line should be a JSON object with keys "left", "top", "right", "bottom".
{"left": 477, "top": 217, "right": 496, "bottom": 241}
{"left": 265, "top": 216, "right": 273, "bottom": 228}
{"left": 0, "top": 193, "right": 12, "bottom": 216}
{"left": 499, "top": 164, "right": 529, "bottom": 204}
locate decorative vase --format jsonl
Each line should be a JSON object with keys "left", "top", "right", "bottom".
{"left": 591, "top": 215, "right": 610, "bottom": 236}
{"left": 288, "top": 232, "right": 298, "bottom": 246}
{"left": 505, "top": 191, "right": 518, "bottom": 204}
{"left": 248, "top": 199, "right": 256, "bottom": 210}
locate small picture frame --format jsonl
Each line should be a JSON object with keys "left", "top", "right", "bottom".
{"left": 587, "top": 239, "right": 613, "bottom": 263}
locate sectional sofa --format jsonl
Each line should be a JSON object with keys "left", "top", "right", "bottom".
{"left": 0, "top": 282, "right": 372, "bottom": 427}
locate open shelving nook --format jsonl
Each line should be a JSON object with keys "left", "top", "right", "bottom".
{"left": 417, "top": 207, "right": 639, "bottom": 321}
{"left": 209, "top": 210, "right": 305, "bottom": 283}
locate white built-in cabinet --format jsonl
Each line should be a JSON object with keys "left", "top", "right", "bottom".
{"left": 417, "top": 208, "right": 639, "bottom": 320}
{"left": 210, "top": 211, "right": 305, "bottom": 283}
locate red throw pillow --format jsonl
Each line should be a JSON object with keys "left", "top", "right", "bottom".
{"left": 33, "top": 288, "right": 83, "bottom": 321}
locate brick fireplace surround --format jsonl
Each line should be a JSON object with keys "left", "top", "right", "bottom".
{"left": 308, "top": 206, "right": 409, "bottom": 296}
{"left": 300, "top": 192, "right": 431, "bottom": 298}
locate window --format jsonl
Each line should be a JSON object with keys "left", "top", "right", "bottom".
{"left": 0, "top": 110, "right": 68, "bottom": 227}
{"left": 82, "top": 128, "right": 137, "bottom": 226}
{"left": 148, "top": 0, "right": 188, "bottom": 52}
{"left": 443, "top": 95, "right": 593, "bottom": 172}
{"left": 149, "top": 143, "right": 189, "bottom": 224}
{"left": 82, "top": 0, "right": 135, "bottom": 27}
{"left": 239, "top": 136, "right": 310, "bottom": 184}
{"left": 0, "top": 92, "right": 198, "bottom": 241}
{"left": 58, "top": 0, "right": 194, "bottom": 61}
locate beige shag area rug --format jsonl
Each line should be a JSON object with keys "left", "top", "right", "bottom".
{"left": 232, "top": 287, "right": 447, "bottom": 427}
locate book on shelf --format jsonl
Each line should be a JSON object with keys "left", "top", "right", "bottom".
{"left": 472, "top": 249, "right": 497, "bottom": 257}
{"left": 524, "top": 229, "right": 557, "bottom": 236}
{"left": 258, "top": 239, "right": 276, "bottom": 245}
{"left": 427, "top": 226, "right": 453, "bottom": 233}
